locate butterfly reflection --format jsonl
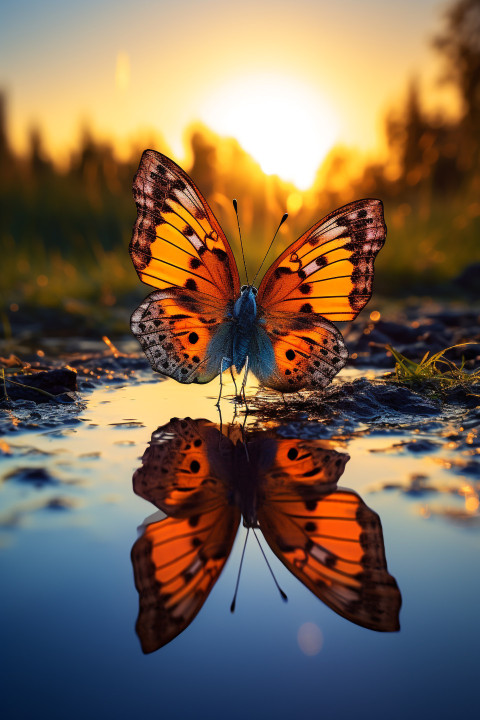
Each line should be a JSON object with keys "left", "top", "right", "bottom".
{"left": 131, "top": 418, "right": 401, "bottom": 653}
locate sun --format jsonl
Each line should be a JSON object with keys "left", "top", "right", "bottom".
{"left": 199, "top": 73, "right": 339, "bottom": 190}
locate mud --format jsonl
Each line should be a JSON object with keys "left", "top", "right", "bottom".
{"left": 1, "top": 303, "right": 479, "bottom": 440}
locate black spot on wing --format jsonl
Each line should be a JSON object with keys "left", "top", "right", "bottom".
{"left": 212, "top": 248, "right": 228, "bottom": 262}
{"left": 275, "top": 267, "right": 293, "bottom": 279}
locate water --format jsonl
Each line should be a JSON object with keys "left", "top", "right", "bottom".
{"left": 1, "top": 378, "right": 479, "bottom": 719}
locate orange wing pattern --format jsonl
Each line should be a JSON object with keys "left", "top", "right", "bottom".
{"left": 130, "top": 150, "right": 240, "bottom": 301}
{"left": 131, "top": 417, "right": 240, "bottom": 652}
{"left": 131, "top": 288, "right": 230, "bottom": 383}
{"left": 132, "top": 505, "right": 239, "bottom": 653}
{"left": 133, "top": 418, "right": 231, "bottom": 513}
{"left": 257, "top": 437, "right": 349, "bottom": 496}
{"left": 256, "top": 311, "right": 349, "bottom": 391}
{"left": 258, "top": 488, "right": 401, "bottom": 632}
{"left": 131, "top": 419, "right": 400, "bottom": 652}
{"left": 257, "top": 199, "right": 386, "bottom": 321}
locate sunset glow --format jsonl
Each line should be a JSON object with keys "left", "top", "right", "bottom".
{"left": 199, "top": 74, "right": 339, "bottom": 189}
{"left": 0, "top": 0, "right": 455, "bottom": 190}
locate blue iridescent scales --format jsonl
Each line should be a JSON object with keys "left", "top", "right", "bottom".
{"left": 129, "top": 150, "right": 386, "bottom": 391}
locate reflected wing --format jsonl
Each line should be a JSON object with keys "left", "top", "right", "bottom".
{"left": 259, "top": 486, "right": 401, "bottom": 632}
{"left": 130, "top": 149, "right": 240, "bottom": 301}
{"left": 131, "top": 288, "right": 232, "bottom": 383}
{"left": 133, "top": 418, "right": 232, "bottom": 513}
{"left": 252, "top": 437, "right": 349, "bottom": 496}
{"left": 132, "top": 505, "right": 240, "bottom": 653}
{"left": 257, "top": 199, "right": 386, "bottom": 321}
{"left": 253, "top": 310, "right": 348, "bottom": 391}
{"left": 131, "top": 417, "right": 240, "bottom": 652}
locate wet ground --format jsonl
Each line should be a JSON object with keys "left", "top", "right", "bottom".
{"left": 1, "top": 302, "right": 479, "bottom": 719}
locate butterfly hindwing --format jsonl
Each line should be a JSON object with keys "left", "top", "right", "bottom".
{"left": 254, "top": 310, "right": 348, "bottom": 391}
{"left": 254, "top": 437, "right": 400, "bottom": 631}
{"left": 132, "top": 417, "right": 240, "bottom": 652}
{"left": 257, "top": 199, "right": 386, "bottom": 321}
{"left": 131, "top": 288, "right": 234, "bottom": 383}
{"left": 130, "top": 152, "right": 386, "bottom": 392}
{"left": 133, "top": 418, "right": 232, "bottom": 512}
{"left": 131, "top": 420, "right": 401, "bottom": 651}
{"left": 255, "top": 437, "right": 349, "bottom": 495}
{"left": 130, "top": 149, "right": 240, "bottom": 301}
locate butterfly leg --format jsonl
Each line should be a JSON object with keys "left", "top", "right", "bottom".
{"left": 216, "top": 356, "right": 233, "bottom": 406}
{"left": 240, "top": 356, "right": 249, "bottom": 405}
{"left": 229, "top": 364, "right": 239, "bottom": 398}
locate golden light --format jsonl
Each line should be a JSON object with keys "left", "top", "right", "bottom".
{"left": 115, "top": 52, "right": 130, "bottom": 92}
{"left": 199, "top": 73, "right": 339, "bottom": 190}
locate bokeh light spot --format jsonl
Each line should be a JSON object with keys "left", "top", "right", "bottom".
{"left": 297, "top": 622, "right": 324, "bottom": 656}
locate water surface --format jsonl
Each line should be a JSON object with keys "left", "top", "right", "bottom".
{"left": 1, "top": 378, "right": 478, "bottom": 719}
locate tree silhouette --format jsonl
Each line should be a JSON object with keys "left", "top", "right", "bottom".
{"left": 433, "top": 0, "right": 480, "bottom": 167}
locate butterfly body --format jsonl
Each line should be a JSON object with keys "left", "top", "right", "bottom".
{"left": 231, "top": 285, "right": 258, "bottom": 371}
{"left": 130, "top": 150, "right": 386, "bottom": 392}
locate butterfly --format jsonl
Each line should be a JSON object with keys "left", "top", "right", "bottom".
{"left": 131, "top": 418, "right": 401, "bottom": 653}
{"left": 129, "top": 150, "right": 386, "bottom": 392}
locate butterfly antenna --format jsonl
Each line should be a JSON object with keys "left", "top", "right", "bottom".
{"left": 253, "top": 529, "right": 288, "bottom": 602}
{"left": 233, "top": 199, "right": 249, "bottom": 285}
{"left": 231, "top": 528, "right": 249, "bottom": 613}
{"left": 251, "top": 212, "right": 288, "bottom": 287}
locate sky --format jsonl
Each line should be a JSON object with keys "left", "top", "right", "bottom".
{"left": 0, "top": 0, "right": 454, "bottom": 188}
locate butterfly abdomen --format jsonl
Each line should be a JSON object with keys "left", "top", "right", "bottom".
{"left": 232, "top": 287, "right": 258, "bottom": 372}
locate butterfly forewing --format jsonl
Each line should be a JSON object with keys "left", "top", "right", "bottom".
{"left": 258, "top": 488, "right": 401, "bottom": 632}
{"left": 130, "top": 150, "right": 240, "bottom": 301}
{"left": 131, "top": 420, "right": 400, "bottom": 652}
{"left": 130, "top": 151, "right": 386, "bottom": 392}
{"left": 132, "top": 506, "right": 239, "bottom": 653}
{"left": 257, "top": 199, "right": 386, "bottom": 321}
{"left": 131, "top": 418, "right": 241, "bottom": 652}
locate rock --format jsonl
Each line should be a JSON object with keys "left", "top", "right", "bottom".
{"left": 1, "top": 369, "right": 77, "bottom": 403}
{"left": 5, "top": 466, "right": 57, "bottom": 486}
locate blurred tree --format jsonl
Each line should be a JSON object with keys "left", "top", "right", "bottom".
{"left": 188, "top": 129, "right": 217, "bottom": 198}
{"left": 433, "top": 0, "right": 480, "bottom": 169}
{"left": 28, "top": 125, "right": 52, "bottom": 178}
{"left": 385, "top": 79, "right": 429, "bottom": 188}
{"left": 0, "top": 91, "right": 13, "bottom": 179}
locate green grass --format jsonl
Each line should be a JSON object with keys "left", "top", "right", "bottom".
{"left": 384, "top": 343, "right": 480, "bottom": 397}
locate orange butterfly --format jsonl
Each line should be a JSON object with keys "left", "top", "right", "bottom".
{"left": 129, "top": 150, "right": 386, "bottom": 392}
{"left": 131, "top": 418, "right": 401, "bottom": 653}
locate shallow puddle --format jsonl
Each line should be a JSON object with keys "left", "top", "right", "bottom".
{"left": 1, "top": 376, "right": 479, "bottom": 719}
